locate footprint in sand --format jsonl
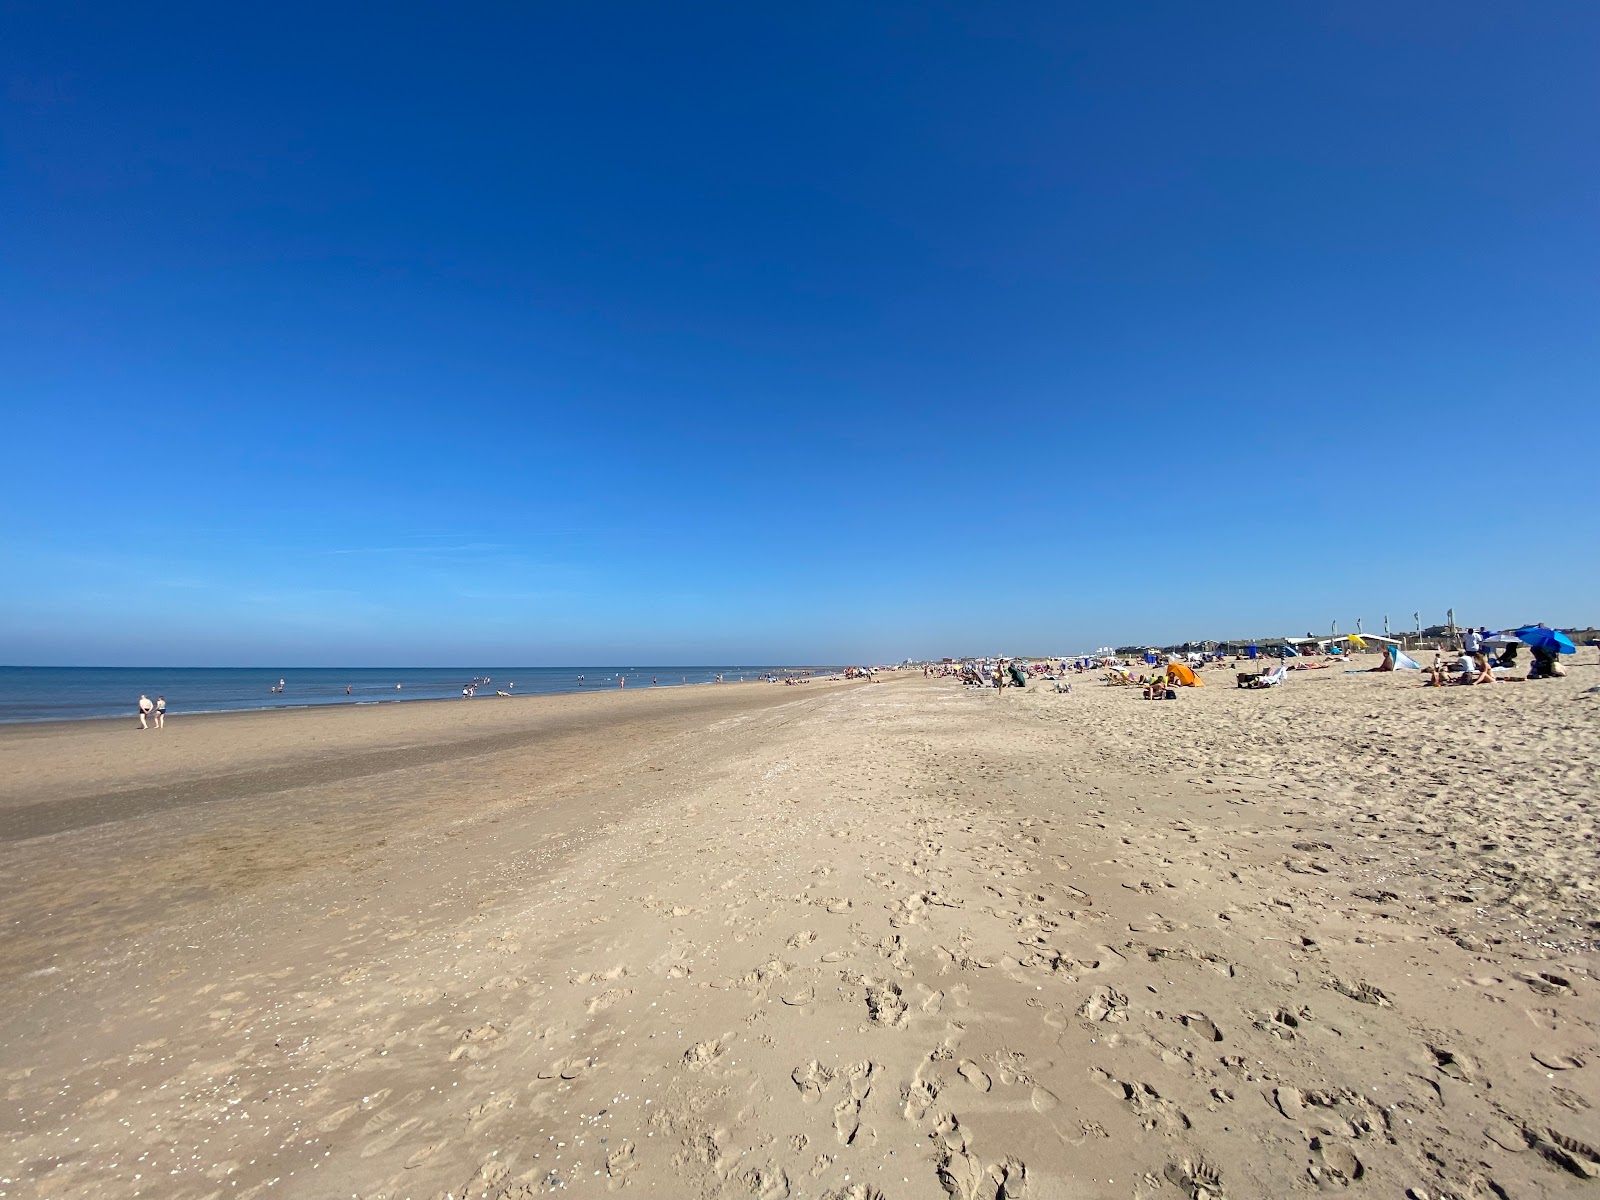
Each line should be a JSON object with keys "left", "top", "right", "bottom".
{"left": 474, "top": 1158, "right": 512, "bottom": 1190}
{"left": 1519, "top": 972, "right": 1576, "bottom": 997}
{"left": 1090, "top": 1068, "right": 1190, "bottom": 1134}
{"left": 588, "top": 988, "right": 634, "bottom": 1014}
{"left": 792, "top": 1060, "right": 836, "bottom": 1102}
{"left": 846, "top": 1059, "right": 879, "bottom": 1099}
{"left": 538, "top": 1056, "right": 595, "bottom": 1081}
{"left": 831, "top": 1062, "right": 879, "bottom": 1142}
{"left": 1273, "top": 1086, "right": 1307, "bottom": 1119}
{"left": 1532, "top": 1051, "right": 1585, "bottom": 1071}
{"left": 1537, "top": 1129, "right": 1600, "bottom": 1178}
{"left": 938, "top": 1148, "right": 1028, "bottom": 1200}
{"left": 404, "top": 1139, "right": 448, "bottom": 1169}
{"left": 1311, "top": 1138, "right": 1363, "bottom": 1184}
{"left": 1179, "top": 1012, "right": 1223, "bottom": 1042}
{"left": 865, "top": 980, "right": 909, "bottom": 1027}
{"left": 1332, "top": 979, "right": 1391, "bottom": 1007}
{"left": 360, "top": 1116, "right": 422, "bottom": 1157}
{"left": 683, "top": 1038, "right": 728, "bottom": 1072}
{"left": 1426, "top": 1043, "right": 1479, "bottom": 1082}
{"left": 957, "top": 1060, "right": 992, "bottom": 1092}
{"left": 833, "top": 1098, "right": 862, "bottom": 1145}
{"left": 316, "top": 1101, "right": 360, "bottom": 1131}
{"left": 605, "top": 1140, "right": 638, "bottom": 1190}
{"left": 573, "top": 965, "right": 630, "bottom": 984}
{"left": 1164, "top": 1156, "right": 1225, "bottom": 1197}
{"left": 466, "top": 1092, "right": 514, "bottom": 1124}
{"left": 1078, "top": 985, "right": 1128, "bottom": 1023}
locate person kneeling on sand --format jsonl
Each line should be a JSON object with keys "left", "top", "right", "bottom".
{"left": 1143, "top": 673, "right": 1175, "bottom": 700}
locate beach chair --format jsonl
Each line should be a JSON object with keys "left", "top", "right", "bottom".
{"left": 1248, "top": 664, "right": 1288, "bottom": 689}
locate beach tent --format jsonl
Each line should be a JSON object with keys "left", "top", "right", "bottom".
{"left": 1281, "top": 642, "right": 1299, "bottom": 657}
{"left": 1166, "top": 661, "right": 1204, "bottom": 687}
{"left": 1387, "top": 645, "right": 1422, "bottom": 670}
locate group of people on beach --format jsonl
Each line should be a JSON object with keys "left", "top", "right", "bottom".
{"left": 1421, "top": 626, "right": 1567, "bottom": 686}
{"left": 136, "top": 694, "right": 166, "bottom": 729}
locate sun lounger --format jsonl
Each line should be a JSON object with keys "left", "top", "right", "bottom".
{"left": 1244, "top": 664, "right": 1287, "bottom": 689}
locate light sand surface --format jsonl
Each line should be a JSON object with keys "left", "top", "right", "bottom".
{"left": 1, "top": 657, "right": 1596, "bottom": 1199}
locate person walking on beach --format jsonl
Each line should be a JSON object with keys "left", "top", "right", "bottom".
{"left": 137, "top": 694, "right": 153, "bottom": 729}
{"left": 154, "top": 696, "right": 166, "bottom": 729}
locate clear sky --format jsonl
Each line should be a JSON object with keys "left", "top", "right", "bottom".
{"left": 3, "top": 3, "right": 1596, "bottom": 665}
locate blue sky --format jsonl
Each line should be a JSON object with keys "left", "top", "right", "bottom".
{"left": 3, "top": 3, "right": 1596, "bottom": 664}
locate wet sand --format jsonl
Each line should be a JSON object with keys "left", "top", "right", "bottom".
{"left": 1, "top": 658, "right": 1596, "bottom": 1199}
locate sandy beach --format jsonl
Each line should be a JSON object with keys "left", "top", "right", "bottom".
{"left": 2, "top": 658, "right": 1596, "bottom": 1200}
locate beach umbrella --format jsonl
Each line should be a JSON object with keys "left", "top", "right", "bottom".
{"left": 1513, "top": 626, "right": 1576, "bottom": 655}
{"left": 1484, "top": 631, "right": 1522, "bottom": 647}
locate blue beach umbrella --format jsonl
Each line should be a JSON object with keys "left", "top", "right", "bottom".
{"left": 1513, "top": 626, "right": 1577, "bottom": 655}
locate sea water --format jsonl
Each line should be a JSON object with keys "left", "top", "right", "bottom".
{"left": 0, "top": 665, "right": 841, "bottom": 724}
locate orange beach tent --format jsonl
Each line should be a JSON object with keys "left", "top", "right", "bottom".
{"left": 1165, "top": 662, "right": 1204, "bottom": 687}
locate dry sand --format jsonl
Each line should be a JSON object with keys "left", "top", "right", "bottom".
{"left": 1, "top": 657, "right": 1597, "bottom": 1200}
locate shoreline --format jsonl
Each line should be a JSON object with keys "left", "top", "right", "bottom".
{"left": 0, "top": 670, "right": 821, "bottom": 732}
{"left": 0, "top": 666, "right": 840, "bottom": 728}
{"left": 0, "top": 673, "right": 857, "bottom": 836}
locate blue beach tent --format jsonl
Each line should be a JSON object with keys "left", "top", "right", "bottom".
{"left": 1388, "top": 645, "right": 1422, "bottom": 670}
